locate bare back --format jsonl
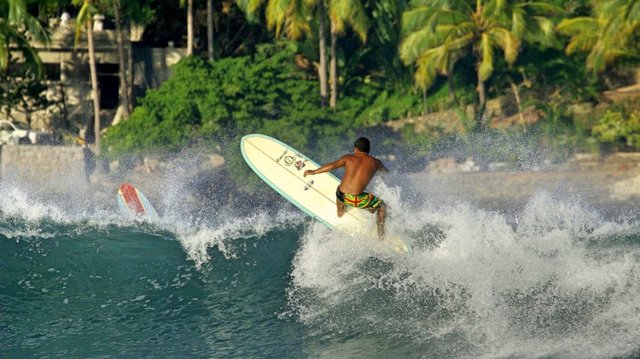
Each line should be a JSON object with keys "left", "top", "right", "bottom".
{"left": 339, "top": 153, "right": 385, "bottom": 194}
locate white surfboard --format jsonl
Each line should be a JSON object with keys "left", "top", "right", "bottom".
{"left": 241, "top": 134, "right": 411, "bottom": 254}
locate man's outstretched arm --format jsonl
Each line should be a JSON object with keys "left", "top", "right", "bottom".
{"left": 304, "top": 156, "right": 347, "bottom": 177}
{"left": 376, "top": 159, "right": 389, "bottom": 174}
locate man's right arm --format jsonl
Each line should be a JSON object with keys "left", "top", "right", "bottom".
{"left": 376, "top": 159, "right": 389, "bottom": 174}
{"left": 304, "top": 155, "right": 348, "bottom": 177}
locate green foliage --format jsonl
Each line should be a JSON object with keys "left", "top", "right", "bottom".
{"left": 103, "top": 42, "right": 355, "bottom": 180}
{"left": 557, "top": 0, "right": 640, "bottom": 75}
{"left": 0, "top": 0, "right": 47, "bottom": 76}
{"left": 430, "top": 120, "right": 594, "bottom": 170}
{"left": 353, "top": 89, "right": 423, "bottom": 124}
{"left": 592, "top": 106, "right": 640, "bottom": 150}
{"left": 397, "top": 123, "right": 435, "bottom": 169}
{"left": 90, "top": 0, "right": 640, "bottom": 181}
{"left": 0, "top": 66, "right": 52, "bottom": 121}
{"left": 536, "top": 106, "right": 596, "bottom": 162}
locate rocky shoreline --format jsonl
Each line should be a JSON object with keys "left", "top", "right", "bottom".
{"left": 408, "top": 153, "right": 640, "bottom": 217}
{"left": 2, "top": 145, "right": 640, "bottom": 217}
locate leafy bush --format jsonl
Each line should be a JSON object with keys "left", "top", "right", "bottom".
{"left": 592, "top": 108, "right": 640, "bottom": 150}
{"left": 103, "top": 42, "right": 365, "bottom": 185}
{"left": 104, "top": 42, "right": 347, "bottom": 157}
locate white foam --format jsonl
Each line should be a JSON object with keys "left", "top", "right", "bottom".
{"left": 172, "top": 207, "right": 304, "bottom": 270}
{"left": 287, "top": 186, "right": 640, "bottom": 358}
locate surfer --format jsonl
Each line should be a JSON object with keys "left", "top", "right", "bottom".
{"left": 304, "top": 137, "right": 388, "bottom": 237}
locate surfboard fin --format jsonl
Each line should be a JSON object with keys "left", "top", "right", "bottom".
{"left": 303, "top": 179, "right": 314, "bottom": 191}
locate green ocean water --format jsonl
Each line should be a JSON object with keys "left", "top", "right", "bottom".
{"left": 2, "top": 181, "right": 640, "bottom": 358}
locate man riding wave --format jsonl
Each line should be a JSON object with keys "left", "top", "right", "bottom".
{"left": 304, "top": 137, "right": 388, "bottom": 237}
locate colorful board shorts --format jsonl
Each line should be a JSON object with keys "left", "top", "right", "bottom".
{"left": 336, "top": 187, "right": 384, "bottom": 209}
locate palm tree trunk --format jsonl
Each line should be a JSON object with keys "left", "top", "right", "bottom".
{"left": 187, "top": 0, "right": 194, "bottom": 55}
{"left": 113, "top": 0, "right": 130, "bottom": 119}
{"left": 422, "top": 87, "right": 428, "bottom": 120}
{"left": 447, "top": 61, "right": 458, "bottom": 105}
{"left": 318, "top": 0, "right": 328, "bottom": 106}
{"left": 510, "top": 80, "right": 525, "bottom": 123}
{"left": 477, "top": 74, "right": 486, "bottom": 129}
{"left": 127, "top": 21, "right": 134, "bottom": 109}
{"left": 477, "top": 79, "right": 486, "bottom": 109}
{"left": 329, "top": 22, "right": 338, "bottom": 109}
{"left": 207, "top": 0, "right": 214, "bottom": 60}
{"left": 87, "top": 19, "right": 101, "bottom": 155}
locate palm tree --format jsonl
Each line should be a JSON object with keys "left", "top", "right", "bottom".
{"left": 112, "top": 0, "right": 130, "bottom": 117}
{"left": 327, "top": 0, "right": 369, "bottom": 108}
{"left": 400, "top": 0, "right": 560, "bottom": 125}
{"left": 207, "top": 0, "right": 214, "bottom": 60}
{"left": 0, "top": 0, "right": 48, "bottom": 77}
{"left": 238, "top": 0, "right": 368, "bottom": 108}
{"left": 558, "top": 0, "right": 640, "bottom": 75}
{"left": 180, "top": 0, "right": 194, "bottom": 56}
{"left": 318, "top": 0, "right": 328, "bottom": 106}
{"left": 74, "top": 0, "right": 102, "bottom": 155}
{"left": 114, "top": 0, "right": 155, "bottom": 111}
{"left": 238, "top": 0, "right": 326, "bottom": 102}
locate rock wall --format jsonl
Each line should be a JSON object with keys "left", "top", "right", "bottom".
{"left": 0, "top": 145, "right": 89, "bottom": 194}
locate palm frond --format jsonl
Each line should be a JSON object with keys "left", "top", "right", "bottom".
{"left": 285, "top": 0, "right": 312, "bottom": 39}
{"left": 7, "top": 0, "right": 26, "bottom": 25}
{"left": 449, "top": 21, "right": 476, "bottom": 38}
{"left": 399, "top": 27, "right": 439, "bottom": 64}
{"left": 327, "top": 0, "right": 346, "bottom": 34}
{"left": 564, "top": 33, "right": 597, "bottom": 55}
{"left": 0, "top": 24, "right": 9, "bottom": 71}
{"left": 344, "top": 0, "right": 369, "bottom": 41}
{"left": 12, "top": 27, "right": 43, "bottom": 77}
{"left": 0, "top": 21, "right": 43, "bottom": 77}
{"left": 511, "top": 6, "right": 526, "bottom": 39}
{"left": 534, "top": 16, "right": 555, "bottom": 37}
{"left": 478, "top": 32, "right": 494, "bottom": 82}
{"left": 557, "top": 17, "right": 600, "bottom": 36}
{"left": 401, "top": 6, "right": 438, "bottom": 35}
{"left": 414, "top": 48, "right": 439, "bottom": 90}
{"left": 489, "top": 27, "right": 519, "bottom": 64}
{"left": 443, "top": 31, "right": 474, "bottom": 52}
{"left": 74, "top": 1, "right": 98, "bottom": 49}
{"left": 518, "top": 2, "right": 564, "bottom": 16}
{"left": 325, "top": 0, "right": 369, "bottom": 39}
{"left": 585, "top": 44, "right": 606, "bottom": 74}
{"left": 266, "top": 0, "right": 289, "bottom": 37}
{"left": 236, "top": 0, "right": 265, "bottom": 19}
{"left": 427, "top": 8, "right": 466, "bottom": 28}
{"left": 6, "top": 0, "right": 48, "bottom": 43}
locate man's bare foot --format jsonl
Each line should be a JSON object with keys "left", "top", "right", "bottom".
{"left": 336, "top": 200, "right": 346, "bottom": 217}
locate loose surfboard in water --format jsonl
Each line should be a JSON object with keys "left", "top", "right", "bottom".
{"left": 241, "top": 134, "right": 411, "bottom": 254}
{"left": 117, "top": 183, "right": 159, "bottom": 220}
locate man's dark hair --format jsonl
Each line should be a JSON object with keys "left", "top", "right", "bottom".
{"left": 354, "top": 137, "right": 370, "bottom": 153}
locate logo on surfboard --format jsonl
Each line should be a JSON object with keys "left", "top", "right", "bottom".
{"left": 294, "top": 159, "right": 305, "bottom": 170}
{"left": 277, "top": 148, "right": 307, "bottom": 171}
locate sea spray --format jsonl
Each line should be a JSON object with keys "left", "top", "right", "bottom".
{"left": 286, "top": 188, "right": 640, "bottom": 358}
{"left": 2, "top": 142, "right": 640, "bottom": 357}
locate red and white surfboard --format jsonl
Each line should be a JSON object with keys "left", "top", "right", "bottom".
{"left": 117, "top": 183, "right": 159, "bottom": 219}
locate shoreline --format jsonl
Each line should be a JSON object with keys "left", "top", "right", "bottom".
{"left": 2, "top": 145, "right": 640, "bottom": 217}
{"left": 407, "top": 158, "right": 640, "bottom": 217}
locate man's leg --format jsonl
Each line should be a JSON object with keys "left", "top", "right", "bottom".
{"left": 336, "top": 200, "right": 346, "bottom": 217}
{"left": 376, "top": 204, "right": 386, "bottom": 238}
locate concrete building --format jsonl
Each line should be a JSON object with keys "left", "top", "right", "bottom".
{"left": 11, "top": 15, "right": 185, "bottom": 141}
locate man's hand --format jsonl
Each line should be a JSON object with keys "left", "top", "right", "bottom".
{"left": 304, "top": 169, "right": 315, "bottom": 177}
